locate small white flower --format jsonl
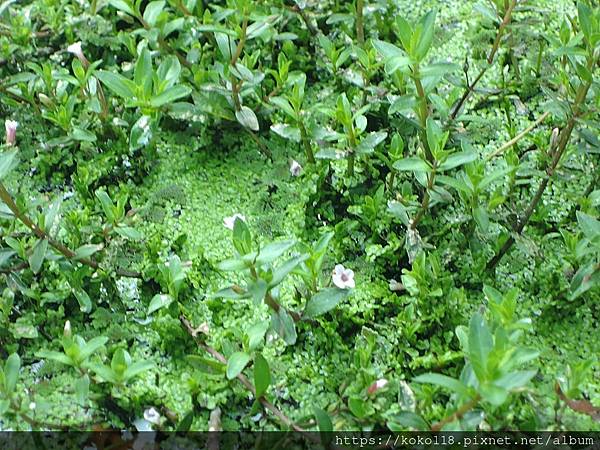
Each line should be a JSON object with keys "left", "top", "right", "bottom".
{"left": 5, "top": 119, "right": 18, "bottom": 146}
{"left": 289, "top": 160, "right": 303, "bottom": 177}
{"left": 67, "top": 42, "right": 83, "bottom": 58}
{"left": 223, "top": 213, "right": 246, "bottom": 230}
{"left": 143, "top": 407, "right": 161, "bottom": 425}
{"left": 332, "top": 264, "right": 355, "bottom": 289}
{"left": 29, "top": 402, "right": 36, "bottom": 410}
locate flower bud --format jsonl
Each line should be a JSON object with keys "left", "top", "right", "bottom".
{"left": 63, "top": 320, "right": 72, "bottom": 338}
{"left": 550, "top": 127, "right": 560, "bottom": 150}
{"left": 367, "top": 378, "right": 388, "bottom": 395}
{"left": 4, "top": 120, "right": 18, "bottom": 146}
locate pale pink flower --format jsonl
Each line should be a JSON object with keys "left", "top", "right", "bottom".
{"left": 289, "top": 160, "right": 303, "bottom": 176}
{"left": 332, "top": 264, "right": 355, "bottom": 289}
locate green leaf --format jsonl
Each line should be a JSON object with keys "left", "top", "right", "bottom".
{"left": 196, "top": 25, "right": 237, "bottom": 37}
{"left": 387, "top": 412, "right": 430, "bottom": 431}
{"left": 348, "top": 396, "right": 366, "bottom": 418}
{"left": 270, "top": 97, "right": 296, "bottom": 121}
{"left": 75, "top": 374, "right": 90, "bottom": 405}
{"left": 235, "top": 106, "right": 260, "bottom": 131}
{"left": 495, "top": 370, "right": 537, "bottom": 391}
{"left": 395, "top": 17, "right": 413, "bottom": 51}
{"left": 4, "top": 353, "right": 20, "bottom": 393}
{"left": 413, "top": 372, "right": 471, "bottom": 396}
{"left": 89, "top": 364, "right": 118, "bottom": 384}
{"left": 247, "top": 279, "right": 268, "bottom": 306}
{"left": 176, "top": 411, "right": 195, "bottom": 432}
{"left": 216, "top": 258, "right": 248, "bottom": 272}
{"left": 147, "top": 294, "right": 173, "bottom": 315}
{"left": 111, "top": 348, "right": 130, "bottom": 375}
{"left": 123, "top": 360, "right": 154, "bottom": 380}
{"left": 439, "top": 151, "right": 477, "bottom": 171}
{"left": 186, "top": 355, "right": 224, "bottom": 374}
{"left": 232, "top": 217, "right": 252, "bottom": 255}
{"left": 372, "top": 39, "right": 406, "bottom": 59}
{"left": 95, "top": 189, "right": 116, "bottom": 223}
{"left": 414, "top": 10, "right": 436, "bottom": 60}
{"left": 577, "top": 2, "right": 593, "bottom": 43}
{"left": 256, "top": 240, "right": 295, "bottom": 264}
{"left": 28, "top": 238, "right": 48, "bottom": 274}
{"left": 108, "top": 0, "right": 135, "bottom": 16}
{"left": 393, "top": 157, "right": 431, "bottom": 172}
{"left": 0, "top": 149, "right": 19, "bottom": 180}
{"left": 35, "top": 350, "right": 73, "bottom": 366}
{"left": 114, "top": 225, "right": 142, "bottom": 240}
{"left": 134, "top": 48, "right": 153, "bottom": 95}
{"left": 73, "top": 288, "right": 92, "bottom": 313}
{"left": 270, "top": 123, "right": 300, "bottom": 142}
{"left": 313, "top": 407, "right": 333, "bottom": 432}
{"left": 479, "top": 382, "right": 508, "bottom": 406}
{"left": 270, "top": 255, "right": 308, "bottom": 287}
{"left": 304, "top": 288, "right": 349, "bottom": 318}
{"left": 157, "top": 56, "right": 181, "bottom": 87}
{"left": 73, "top": 244, "right": 103, "bottom": 260}
{"left": 143, "top": 0, "right": 165, "bottom": 27}
{"left": 150, "top": 85, "right": 192, "bottom": 107}
{"left": 271, "top": 308, "right": 296, "bottom": 345}
{"left": 247, "top": 321, "right": 269, "bottom": 350}
{"left": 577, "top": 211, "right": 600, "bottom": 242}
{"left": 253, "top": 353, "right": 270, "bottom": 398}
{"left": 356, "top": 131, "right": 388, "bottom": 155}
{"left": 226, "top": 352, "right": 250, "bottom": 380}
{"left": 468, "top": 313, "right": 493, "bottom": 382}
{"left": 96, "top": 71, "right": 136, "bottom": 99}
{"left": 79, "top": 336, "right": 109, "bottom": 361}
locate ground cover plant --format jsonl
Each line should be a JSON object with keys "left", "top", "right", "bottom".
{"left": 0, "top": 0, "right": 599, "bottom": 434}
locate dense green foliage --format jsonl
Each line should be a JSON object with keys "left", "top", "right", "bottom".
{"left": 0, "top": 0, "right": 599, "bottom": 432}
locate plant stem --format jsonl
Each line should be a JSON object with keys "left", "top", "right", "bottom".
{"left": 346, "top": 126, "right": 358, "bottom": 178}
{"left": 449, "top": 0, "right": 517, "bottom": 121}
{"left": 180, "top": 315, "right": 307, "bottom": 432}
{"left": 298, "top": 120, "right": 315, "bottom": 164}
{"left": 487, "top": 57, "right": 596, "bottom": 270}
{"left": 412, "top": 65, "right": 434, "bottom": 163}
{"left": 231, "top": 17, "right": 248, "bottom": 67}
{"left": 410, "top": 165, "right": 436, "bottom": 230}
{"left": 0, "top": 182, "right": 141, "bottom": 278}
{"left": 430, "top": 395, "right": 480, "bottom": 431}
{"left": 486, "top": 111, "right": 550, "bottom": 161}
{"left": 356, "top": 0, "right": 365, "bottom": 46}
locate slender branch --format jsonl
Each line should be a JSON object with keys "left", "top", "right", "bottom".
{"left": 355, "top": 0, "right": 365, "bottom": 46}
{"left": 286, "top": 5, "right": 320, "bottom": 37}
{"left": 449, "top": 0, "right": 517, "bottom": 121}
{"left": 412, "top": 65, "right": 434, "bottom": 163}
{"left": 231, "top": 17, "right": 248, "bottom": 67}
{"left": 487, "top": 56, "right": 596, "bottom": 270}
{"left": 430, "top": 395, "right": 480, "bottom": 431}
{"left": 0, "top": 183, "right": 141, "bottom": 278}
{"left": 410, "top": 165, "right": 436, "bottom": 230}
{"left": 486, "top": 111, "right": 550, "bottom": 161}
{"left": 298, "top": 121, "right": 316, "bottom": 164}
